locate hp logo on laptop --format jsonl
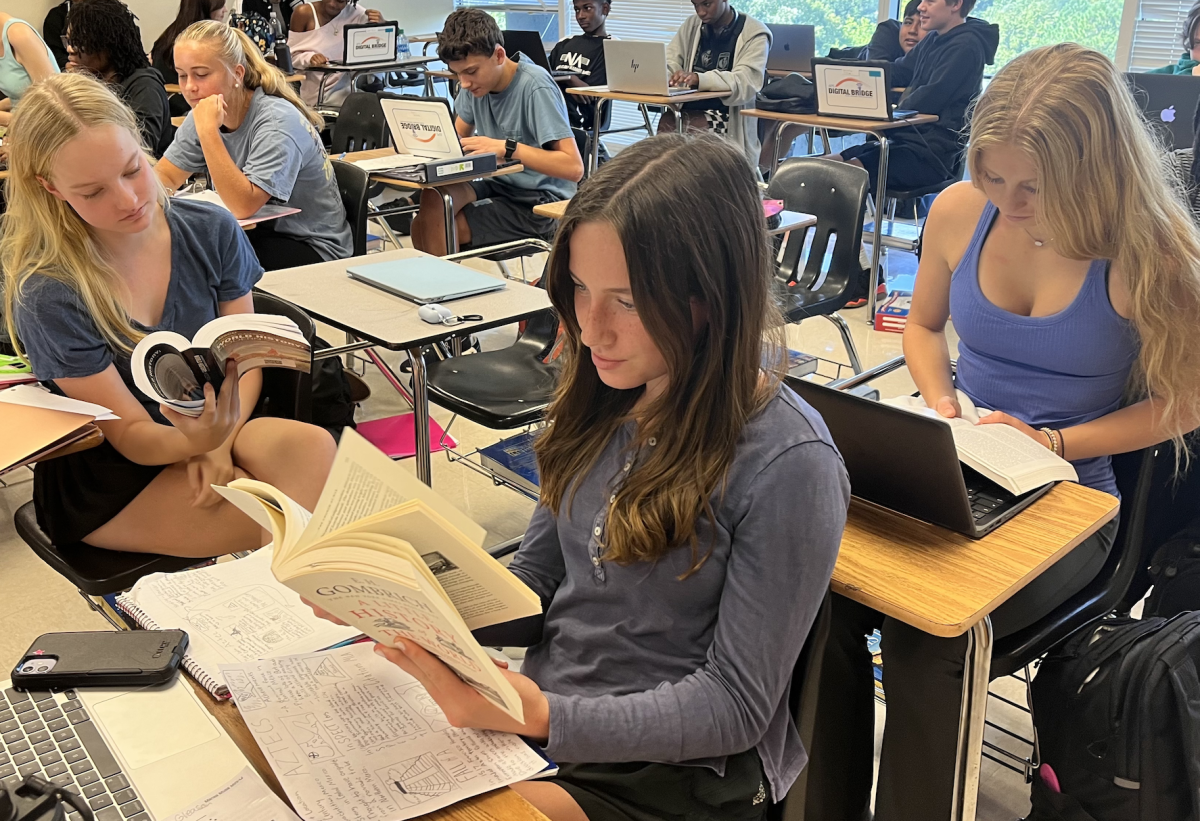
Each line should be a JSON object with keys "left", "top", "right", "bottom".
{"left": 630, "top": 59, "right": 640, "bottom": 72}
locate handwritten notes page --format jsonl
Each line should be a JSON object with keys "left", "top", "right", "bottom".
{"left": 164, "top": 767, "right": 301, "bottom": 821}
{"left": 220, "top": 643, "right": 549, "bottom": 821}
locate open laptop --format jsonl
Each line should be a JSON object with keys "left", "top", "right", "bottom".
{"left": 787, "top": 377, "right": 1053, "bottom": 538}
{"left": 327, "top": 21, "right": 405, "bottom": 68}
{"left": 503, "top": 29, "right": 575, "bottom": 78}
{"left": 602, "top": 41, "right": 694, "bottom": 96}
{"left": 810, "top": 58, "right": 916, "bottom": 120}
{"left": 0, "top": 677, "right": 252, "bottom": 820}
{"left": 351, "top": 96, "right": 462, "bottom": 172}
{"left": 347, "top": 255, "right": 507, "bottom": 304}
{"left": 1125, "top": 72, "right": 1200, "bottom": 150}
{"left": 767, "top": 24, "right": 815, "bottom": 73}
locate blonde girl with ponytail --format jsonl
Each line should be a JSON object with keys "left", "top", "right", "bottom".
{"left": 156, "top": 20, "right": 353, "bottom": 269}
{"left": 3, "top": 72, "right": 336, "bottom": 558}
{"left": 809, "top": 44, "right": 1200, "bottom": 821}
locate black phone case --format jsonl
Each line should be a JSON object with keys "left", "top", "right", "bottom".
{"left": 11, "top": 630, "right": 189, "bottom": 690}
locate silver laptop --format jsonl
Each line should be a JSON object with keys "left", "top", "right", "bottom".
{"left": 347, "top": 256, "right": 507, "bottom": 304}
{"left": 767, "top": 24, "right": 815, "bottom": 73}
{"left": 602, "top": 41, "right": 693, "bottom": 96}
{"left": 0, "top": 677, "right": 252, "bottom": 820}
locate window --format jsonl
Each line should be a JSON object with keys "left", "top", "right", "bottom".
{"left": 1125, "top": 0, "right": 1193, "bottom": 72}
{"left": 739, "top": 0, "right": 881, "bottom": 56}
{"left": 453, "top": 1, "right": 560, "bottom": 40}
{"left": 972, "top": 0, "right": 1123, "bottom": 69}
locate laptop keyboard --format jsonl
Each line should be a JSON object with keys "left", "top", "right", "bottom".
{"left": 967, "top": 486, "right": 1007, "bottom": 522}
{"left": 0, "top": 686, "right": 150, "bottom": 821}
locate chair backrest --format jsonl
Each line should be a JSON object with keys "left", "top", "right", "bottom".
{"left": 990, "top": 443, "right": 1164, "bottom": 677}
{"left": 769, "top": 588, "right": 832, "bottom": 820}
{"left": 329, "top": 92, "right": 388, "bottom": 153}
{"left": 330, "top": 159, "right": 370, "bottom": 257}
{"left": 252, "top": 291, "right": 316, "bottom": 423}
{"left": 767, "top": 157, "right": 869, "bottom": 307}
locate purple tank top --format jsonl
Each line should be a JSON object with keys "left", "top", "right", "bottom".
{"left": 949, "top": 202, "right": 1139, "bottom": 497}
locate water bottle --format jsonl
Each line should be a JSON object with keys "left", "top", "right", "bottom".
{"left": 397, "top": 29, "right": 411, "bottom": 61}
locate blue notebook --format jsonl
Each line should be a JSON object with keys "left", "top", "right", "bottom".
{"left": 347, "top": 256, "right": 507, "bottom": 304}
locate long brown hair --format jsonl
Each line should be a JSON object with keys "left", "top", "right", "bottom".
{"left": 152, "top": 0, "right": 225, "bottom": 74}
{"left": 536, "top": 134, "right": 786, "bottom": 573}
{"left": 969, "top": 43, "right": 1200, "bottom": 457}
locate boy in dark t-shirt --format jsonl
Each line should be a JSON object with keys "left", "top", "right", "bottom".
{"left": 549, "top": 0, "right": 611, "bottom": 132}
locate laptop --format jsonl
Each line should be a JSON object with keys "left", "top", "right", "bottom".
{"left": 767, "top": 24, "right": 815, "bottom": 73}
{"left": 327, "top": 21, "right": 403, "bottom": 68}
{"left": 503, "top": 29, "right": 575, "bottom": 78}
{"left": 810, "top": 58, "right": 916, "bottom": 120}
{"left": 787, "top": 377, "right": 1052, "bottom": 538}
{"left": 1125, "top": 72, "right": 1200, "bottom": 150}
{"left": 348, "top": 256, "right": 507, "bottom": 304}
{"left": 351, "top": 96, "right": 462, "bottom": 172}
{"left": 602, "top": 41, "right": 694, "bottom": 96}
{"left": 0, "top": 677, "right": 253, "bottom": 819}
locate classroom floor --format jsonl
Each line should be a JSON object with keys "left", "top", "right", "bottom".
{"left": 0, "top": 247, "right": 1037, "bottom": 820}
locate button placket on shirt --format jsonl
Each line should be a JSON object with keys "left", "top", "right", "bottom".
{"left": 588, "top": 438, "right": 655, "bottom": 583}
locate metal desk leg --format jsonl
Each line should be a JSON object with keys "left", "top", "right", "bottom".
{"left": 589, "top": 99, "right": 602, "bottom": 177}
{"left": 674, "top": 103, "right": 686, "bottom": 134}
{"left": 362, "top": 347, "right": 415, "bottom": 407}
{"left": 771, "top": 121, "right": 789, "bottom": 177}
{"left": 951, "top": 616, "right": 994, "bottom": 821}
{"left": 867, "top": 133, "right": 890, "bottom": 320}
{"left": 407, "top": 346, "right": 433, "bottom": 486}
{"left": 441, "top": 189, "right": 457, "bottom": 255}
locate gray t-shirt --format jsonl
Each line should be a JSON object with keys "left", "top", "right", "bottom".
{"left": 455, "top": 55, "right": 577, "bottom": 201}
{"left": 165, "top": 87, "right": 353, "bottom": 261}
{"left": 508, "top": 385, "right": 849, "bottom": 802}
{"left": 13, "top": 199, "right": 263, "bottom": 424}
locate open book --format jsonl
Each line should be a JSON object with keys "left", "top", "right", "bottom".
{"left": 132, "top": 314, "right": 310, "bottom": 417}
{"left": 883, "top": 391, "right": 1079, "bottom": 496}
{"left": 214, "top": 429, "right": 542, "bottom": 722}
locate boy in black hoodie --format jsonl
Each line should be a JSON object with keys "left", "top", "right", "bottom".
{"left": 831, "top": 0, "right": 999, "bottom": 193}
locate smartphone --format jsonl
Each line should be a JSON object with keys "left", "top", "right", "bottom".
{"left": 11, "top": 630, "right": 188, "bottom": 690}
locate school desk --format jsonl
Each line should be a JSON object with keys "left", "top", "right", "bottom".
{"left": 742, "top": 108, "right": 938, "bottom": 319}
{"left": 164, "top": 74, "right": 304, "bottom": 94}
{"left": 305, "top": 56, "right": 437, "bottom": 107}
{"left": 532, "top": 198, "right": 819, "bottom": 238}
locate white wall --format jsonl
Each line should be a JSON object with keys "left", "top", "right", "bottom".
{"left": 3, "top": 0, "right": 451, "bottom": 53}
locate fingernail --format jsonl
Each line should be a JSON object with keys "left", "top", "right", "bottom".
{"left": 394, "top": 639, "right": 409, "bottom": 654}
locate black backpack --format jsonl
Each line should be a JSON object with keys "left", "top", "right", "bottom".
{"left": 754, "top": 73, "right": 817, "bottom": 115}
{"left": 1145, "top": 519, "right": 1200, "bottom": 619}
{"left": 1028, "top": 613, "right": 1200, "bottom": 821}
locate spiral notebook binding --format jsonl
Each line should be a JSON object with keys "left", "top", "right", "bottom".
{"left": 114, "top": 595, "right": 231, "bottom": 700}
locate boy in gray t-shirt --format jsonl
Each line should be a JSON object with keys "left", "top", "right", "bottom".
{"left": 411, "top": 9, "right": 583, "bottom": 255}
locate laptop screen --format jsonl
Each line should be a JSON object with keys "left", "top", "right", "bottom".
{"left": 813, "top": 60, "right": 890, "bottom": 119}
{"left": 378, "top": 98, "right": 463, "bottom": 160}
{"left": 342, "top": 22, "right": 397, "bottom": 65}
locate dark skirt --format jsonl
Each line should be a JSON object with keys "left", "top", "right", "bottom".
{"left": 33, "top": 439, "right": 165, "bottom": 546}
{"left": 548, "top": 748, "right": 769, "bottom": 821}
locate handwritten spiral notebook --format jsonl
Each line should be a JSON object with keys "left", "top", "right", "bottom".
{"left": 115, "top": 548, "right": 362, "bottom": 699}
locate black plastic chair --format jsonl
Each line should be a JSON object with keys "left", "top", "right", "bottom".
{"left": 767, "top": 157, "right": 871, "bottom": 373}
{"left": 331, "top": 159, "right": 371, "bottom": 257}
{"left": 879, "top": 151, "right": 966, "bottom": 224}
{"left": 328, "top": 92, "right": 389, "bottom": 153}
{"left": 14, "top": 294, "right": 320, "bottom": 601}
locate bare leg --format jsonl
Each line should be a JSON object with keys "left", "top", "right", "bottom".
{"left": 510, "top": 782, "right": 590, "bottom": 821}
{"left": 826, "top": 153, "right": 866, "bottom": 171}
{"left": 83, "top": 419, "right": 336, "bottom": 557}
{"left": 411, "top": 181, "right": 476, "bottom": 255}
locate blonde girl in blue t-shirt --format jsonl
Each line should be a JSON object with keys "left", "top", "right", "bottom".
{"left": 2, "top": 72, "right": 336, "bottom": 557}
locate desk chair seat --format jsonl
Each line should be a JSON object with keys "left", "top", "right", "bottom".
{"left": 768, "top": 157, "right": 871, "bottom": 373}
{"left": 14, "top": 501, "right": 210, "bottom": 597}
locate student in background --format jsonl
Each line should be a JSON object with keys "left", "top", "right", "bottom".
{"left": 0, "top": 12, "right": 59, "bottom": 127}
{"left": 3, "top": 73, "right": 336, "bottom": 559}
{"left": 64, "top": 0, "right": 173, "bottom": 159}
{"left": 156, "top": 21, "right": 354, "bottom": 269}
{"left": 808, "top": 44, "right": 1200, "bottom": 821}
{"left": 42, "top": 0, "right": 71, "bottom": 69}
{"left": 661, "top": 0, "right": 771, "bottom": 166}
{"left": 151, "top": 0, "right": 229, "bottom": 116}
{"left": 312, "top": 133, "right": 848, "bottom": 821}
{"left": 411, "top": 9, "right": 582, "bottom": 256}
{"left": 550, "top": 0, "right": 612, "bottom": 133}
{"left": 828, "top": 0, "right": 999, "bottom": 193}
{"left": 827, "top": 0, "right": 926, "bottom": 61}
{"left": 289, "top": 0, "right": 385, "bottom": 110}
{"left": 1148, "top": 0, "right": 1200, "bottom": 74}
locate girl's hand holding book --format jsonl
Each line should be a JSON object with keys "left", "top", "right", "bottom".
{"left": 160, "top": 359, "right": 242, "bottom": 456}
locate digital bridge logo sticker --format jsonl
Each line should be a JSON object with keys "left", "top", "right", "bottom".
{"left": 828, "top": 76, "right": 875, "bottom": 99}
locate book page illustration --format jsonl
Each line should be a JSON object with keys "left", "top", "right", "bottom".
{"left": 220, "top": 644, "right": 549, "bottom": 821}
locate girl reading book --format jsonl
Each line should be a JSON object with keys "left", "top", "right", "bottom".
{"left": 310, "top": 133, "right": 850, "bottom": 820}
{"left": 808, "top": 44, "right": 1200, "bottom": 821}
{"left": 3, "top": 72, "right": 337, "bottom": 558}
{"left": 154, "top": 21, "right": 353, "bottom": 270}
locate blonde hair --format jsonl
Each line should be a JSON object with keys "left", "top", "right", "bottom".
{"left": 176, "top": 20, "right": 324, "bottom": 130}
{"left": 536, "top": 134, "right": 785, "bottom": 574}
{"left": 2, "top": 73, "right": 165, "bottom": 356}
{"left": 968, "top": 44, "right": 1200, "bottom": 456}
